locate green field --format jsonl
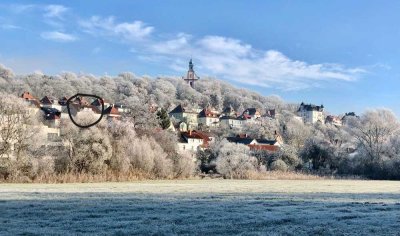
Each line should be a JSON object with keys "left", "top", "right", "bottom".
{"left": 1, "top": 180, "right": 400, "bottom": 235}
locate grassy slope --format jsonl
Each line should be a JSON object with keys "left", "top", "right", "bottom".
{"left": 1, "top": 180, "right": 400, "bottom": 235}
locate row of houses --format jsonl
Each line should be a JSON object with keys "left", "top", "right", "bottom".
{"left": 176, "top": 130, "right": 283, "bottom": 155}
{"left": 169, "top": 104, "right": 276, "bottom": 131}
{"left": 297, "top": 103, "right": 359, "bottom": 126}
{"left": 169, "top": 102, "right": 356, "bottom": 130}
{"left": 169, "top": 103, "right": 360, "bottom": 156}
{"left": 20, "top": 92, "right": 125, "bottom": 146}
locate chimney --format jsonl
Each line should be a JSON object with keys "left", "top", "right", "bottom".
{"left": 189, "top": 130, "right": 192, "bottom": 136}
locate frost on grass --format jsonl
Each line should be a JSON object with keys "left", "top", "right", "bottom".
{"left": 0, "top": 180, "right": 400, "bottom": 235}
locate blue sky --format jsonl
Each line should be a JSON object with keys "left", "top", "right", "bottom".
{"left": 1, "top": 1, "right": 400, "bottom": 115}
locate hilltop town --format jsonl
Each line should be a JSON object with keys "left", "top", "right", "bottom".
{"left": 14, "top": 60, "right": 358, "bottom": 158}
{"left": 0, "top": 61, "right": 397, "bottom": 181}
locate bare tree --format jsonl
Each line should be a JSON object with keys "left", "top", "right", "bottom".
{"left": 347, "top": 109, "right": 399, "bottom": 162}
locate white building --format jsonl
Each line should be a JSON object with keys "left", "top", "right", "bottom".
{"left": 297, "top": 102, "right": 324, "bottom": 124}
{"left": 219, "top": 116, "right": 245, "bottom": 129}
{"left": 169, "top": 104, "right": 199, "bottom": 129}
{"left": 198, "top": 108, "right": 220, "bottom": 128}
{"left": 40, "top": 96, "right": 62, "bottom": 111}
{"left": 177, "top": 130, "right": 213, "bottom": 153}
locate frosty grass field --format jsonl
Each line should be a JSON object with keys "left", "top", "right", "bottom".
{"left": 1, "top": 180, "right": 400, "bottom": 235}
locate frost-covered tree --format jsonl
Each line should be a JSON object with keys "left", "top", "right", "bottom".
{"left": 283, "top": 118, "right": 311, "bottom": 151}
{"left": 60, "top": 120, "right": 112, "bottom": 174}
{"left": 0, "top": 93, "right": 45, "bottom": 179}
{"left": 347, "top": 109, "right": 399, "bottom": 162}
{"left": 216, "top": 142, "right": 258, "bottom": 179}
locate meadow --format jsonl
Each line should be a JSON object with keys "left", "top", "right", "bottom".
{"left": 1, "top": 180, "right": 400, "bottom": 235}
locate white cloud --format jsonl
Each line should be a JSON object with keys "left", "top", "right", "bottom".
{"left": 0, "top": 24, "right": 21, "bottom": 30}
{"left": 44, "top": 5, "right": 68, "bottom": 18}
{"left": 6, "top": 8, "right": 364, "bottom": 90}
{"left": 147, "top": 34, "right": 365, "bottom": 90}
{"left": 40, "top": 31, "right": 77, "bottom": 42}
{"left": 79, "top": 16, "right": 153, "bottom": 41}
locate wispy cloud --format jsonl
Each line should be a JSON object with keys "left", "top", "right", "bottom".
{"left": 40, "top": 31, "right": 77, "bottom": 42}
{"left": 0, "top": 24, "right": 21, "bottom": 30}
{"left": 148, "top": 34, "right": 365, "bottom": 90}
{"left": 79, "top": 16, "right": 154, "bottom": 41}
{"left": 44, "top": 5, "right": 68, "bottom": 19}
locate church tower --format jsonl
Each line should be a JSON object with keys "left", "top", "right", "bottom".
{"left": 183, "top": 59, "right": 199, "bottom": 88}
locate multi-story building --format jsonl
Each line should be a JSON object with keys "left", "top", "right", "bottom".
{"left": 169, "top": 104, "right": 199, "bottom": 129}
{"left": 297, "top": 102, "right": 324, "bottom": 124}
{"left": 219, "top": 116, "right": 245, "bottom": 129}
{"left": 177, "top": 130, "right": 213, "bottom": 153}
{"left": 198, "top": 108, "right": 220, "bottom": 128}
{"left": 40, "top": 96, "right": 62, "bottom": 111}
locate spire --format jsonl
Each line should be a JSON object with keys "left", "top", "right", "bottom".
{"left": 188, "top": 58, "right": 194, "bottom": 72}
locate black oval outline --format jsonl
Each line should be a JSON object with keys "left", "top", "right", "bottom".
{"left": 66, "top": 93, "right": 105, "bottom": 128}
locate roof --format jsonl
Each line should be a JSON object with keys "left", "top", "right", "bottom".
{"left": 91, "top": 98, "right": 104, "bottom": 107}
{"left": 255, "top": 139, "right": 277, "bottom": 145}
{"left": 21, "top": 91, "right": 35, "bottom": 100}
{"left": 342, "top": 112, "right": 359, "bottom": 120}
{"left": 40, "top": 96, "right": 56, "bottom": 105}
{"left": 182, "top": 131, "right": 206, "bottom": 140}
{"left": 73, "top": 96, "right": 90, "bottom": 106}
{"left": 226, "top": 137, "right": 255, "bottom": 145}
{"left": 345, "top": 112, "right": 357, "bottom": 116}
{"left": 199, "top": 108, "right": 219, "bottom": 118}
{"left": 243, "top": 108, "right": 260, "bottom": 116}
{"left": 298, "top": 103, "right": 324, "bottom": 112}
{"left": 40, "top": 107, "right": 61, "bottom": 120}
{"left": 181, "top": 130, "right": 212, "bottom": 147}
{"left": 58, "top": 97, "right": 69, "bottom": 106}
{"left": 169, "top": 104, "right": 185, "bottom": 113}
{"left": 103, "top": 105, "right": 120, "bottom": 116}
{"left": 227, "top": 136, "right": 277, "bottom": 146}
{"left": 169, "top": 104, "right": 197, "bottom": 114}
{"left": 248, "top": 144, "right": 279, "bottom": 152}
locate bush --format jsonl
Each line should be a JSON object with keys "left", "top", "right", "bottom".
{"left": 270, "top": 159, "right": 288, "bottom": 172}
{"left": 216, "top": 143, "right": 258, "bottom": 179}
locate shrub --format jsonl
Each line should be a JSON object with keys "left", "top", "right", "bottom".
{"left": 270, "top": 159, "right": 288, "bottom": 172}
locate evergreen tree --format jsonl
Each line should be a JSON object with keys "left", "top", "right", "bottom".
{"left": 156, "top": 108, "right": 171, "bottom": 129}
